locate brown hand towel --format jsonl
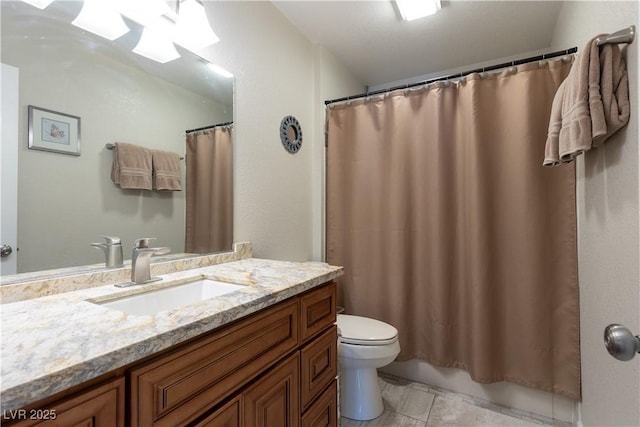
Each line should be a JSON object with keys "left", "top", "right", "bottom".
{"left": 110, "top": 142, "right": 152, "bottom": 190}
{"left": 592, "top": 43, "right": 630, "bottom": 148}
{"left": 152, "top": 149, "right": 182, "bottom": 191}
{"left": 544, "top": 35, "right": 630, "bottom": 166}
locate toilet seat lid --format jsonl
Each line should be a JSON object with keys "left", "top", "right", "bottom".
{"left": 337, "top": 314, "right": 398, "bottom": 345}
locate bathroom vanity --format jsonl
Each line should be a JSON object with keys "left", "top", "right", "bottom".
{"left": 0, "top": 246, "right": 342, "bottom": 426}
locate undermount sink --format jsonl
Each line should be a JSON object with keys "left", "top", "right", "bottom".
{"left": 96, "top": 278, "right": 246, "bottom": 316}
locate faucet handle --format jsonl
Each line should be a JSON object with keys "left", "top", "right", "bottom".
{"left": 100, "top": 236, "right": 121, "bottom": 245}
{"left": 134, "top": 238, "right": 156, "bottom": 248}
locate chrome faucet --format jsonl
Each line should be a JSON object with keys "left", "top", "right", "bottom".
{"left": 129, "top": 238, "right": 170, "bottom": 285}
{"left": 91, "top": 236, "right": 124, "bottom": 269}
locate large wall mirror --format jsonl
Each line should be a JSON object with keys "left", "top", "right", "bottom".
{"left": 1, "top": 1, "right": 234, "bottom": 277}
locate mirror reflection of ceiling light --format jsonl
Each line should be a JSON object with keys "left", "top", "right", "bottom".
{"left": 21, "top": 0, "right": 221, "bottom": 64}
{"left": 173, "top": 0, "right": 220, "bottom": 53}
{"left": 20, "top": 0, "right": 54, "bottom": 9}
{"left": 133, "top": 27, "right": 181, "bottom": 64}
{"left": 115, "top": 0, "right": 174, "bottom": 27}
{"left": 395, "top": 0, "right": 441, "bottom": 21}
{"left": 72, "top": 0, "right": 129, "bottom": 41}
{"left": 207, "top": 63, "right": 233, "bottom": 78}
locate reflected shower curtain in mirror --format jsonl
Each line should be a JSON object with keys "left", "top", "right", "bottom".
{"left": 185, "top": 126, "right": 233, "bottom": 254}
{"left": 326, "top": 59, "right": 581, "bottom": 399}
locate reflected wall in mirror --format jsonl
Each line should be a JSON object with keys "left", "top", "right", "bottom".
{"left": 1, "top": 1, "right": 234, "bottom": 275}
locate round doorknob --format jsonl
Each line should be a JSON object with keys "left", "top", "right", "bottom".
{"left": 604, "top": 324, "right": 640, "bottom": 361}
{"left": 0, "top": 244, "right": 12, "bottom": 257}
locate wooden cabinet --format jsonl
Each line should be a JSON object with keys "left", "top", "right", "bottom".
{"left": 300, "top": 282, "right": 337, "bottom": 343}
{"left": 8, "top": 281, "right": 338, "bottom": 427}
{"left": 299, "top": 282, "right": 338, "bottom": 427}
{"left": 243, "top": 353, "right": 300, "bottom": 427}
{"left": 301, "top": 380, "right": 337, "bottom": 427}
{"left": 9, "top": 378, "right": 124, "bottom": 427}
{"left": 130, "top": 299, "right": 299, "bottom": 426}
{"left": 300, "top": 326, "right": 337, "bottom": 411}
{"left": 194, "top": 396, "right": 242, "bottom": 427}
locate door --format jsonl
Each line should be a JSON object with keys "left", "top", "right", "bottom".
{"left": 1, "top": 63, "right": 19, "bottom": 275}
{"left": 577, "top": 45, "right": 640, "bottom": 426}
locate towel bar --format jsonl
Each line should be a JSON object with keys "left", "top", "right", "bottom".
{"left": 596, "top": 25, "right": 635, "bottom": 46}
{"left": 105, "top": 143, "right": 184, "bottom": 160}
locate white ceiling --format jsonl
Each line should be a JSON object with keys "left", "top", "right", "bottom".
{"left": 272, "top": 0, "right": 564, "bottom": 87}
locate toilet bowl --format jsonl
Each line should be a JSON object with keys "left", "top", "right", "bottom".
{"left": 337, "top": 314, "right": 401, "bottom": 421}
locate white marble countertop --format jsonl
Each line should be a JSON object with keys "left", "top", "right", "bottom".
{"left": 0, "top": 258, "right": 343, "bottom": 411}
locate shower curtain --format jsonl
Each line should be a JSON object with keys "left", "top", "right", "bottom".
{"left": 185, "top": 126, "right": 233, "bottom": 254}
{"left": 326, "top": 59, "right": 581, "bottom": 399}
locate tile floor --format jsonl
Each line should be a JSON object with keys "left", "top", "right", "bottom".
{"left": 340, "top": 374, "right": 572, "bottom": 427}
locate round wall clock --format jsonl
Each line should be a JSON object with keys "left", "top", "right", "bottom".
{"left": 280, "top": 115, "right": 303, "bottom": 154}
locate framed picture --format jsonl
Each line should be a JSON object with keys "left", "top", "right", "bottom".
{"left": 28, "top": 105, "right": 81, "bottom": 156}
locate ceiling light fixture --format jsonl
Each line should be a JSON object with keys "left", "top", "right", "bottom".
{"left": 173, "top": 0, "right": 220, "bottom": 53}
{"left": 133, "top": 27, "right": 181, "bottom": 64}
{"left": 72, "top": 0, "right": 129, "bottom": 41}
{"left": 395, "top": 0, "right": 441, "bottom": 21}
{"left": 20, "top": 0, "right": 54, "bottom": 9}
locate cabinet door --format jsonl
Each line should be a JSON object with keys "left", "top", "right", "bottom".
{"left": 194, "top": 396, "right": 241, "bottom": 427}
{"left": 243, "top": 353, "right": 300, "bottom": 427}
{"left": 11, "top": 378, "right": 124, "bottom": 427}
{"left": 300, "top": 282, "right": 337, "bottom": 344}
{"left": 300, "top": 326, "right": 337, "bottom": 411}
{"left": 301, "top": 380, "right": 337, "bottom": 427}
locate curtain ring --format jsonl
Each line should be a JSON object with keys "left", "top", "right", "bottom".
{"left": 508, "top": 66, "right": 517, "bottom": 74}
{"left": 538, "top": 59, "right": 548, "bottom": 67}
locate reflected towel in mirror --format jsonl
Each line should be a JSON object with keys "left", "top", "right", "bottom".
{"left": 152, "top": 149, "right": 182, "bottom": 191}
{"left": 110, "top": 142, "right": 153, "bottom": 190}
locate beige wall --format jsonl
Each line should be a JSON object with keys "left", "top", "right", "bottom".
{"left": 4, "top": 26, "right": 230, "bottom": 273}
{"left": 201, "top": 1, "right": 315, "bottom": 261}
{"left": 551, "top": 2, "right": 640, "bottom": 426}
{"left": 200, "top": 2, "right": 363, "bottom": 262}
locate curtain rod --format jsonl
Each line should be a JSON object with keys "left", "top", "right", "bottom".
{"left": 325, "top": 25, "right": 635, "bottom": 106}
{"left": 324, "top": 47, "right": 577, "bottom": 106}
{"left": 186, "top": 121, "right": 233, "bottom": 134}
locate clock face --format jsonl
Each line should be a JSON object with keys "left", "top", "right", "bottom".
{"left": 280, "top": 115, "right": 302, "bottom": 154}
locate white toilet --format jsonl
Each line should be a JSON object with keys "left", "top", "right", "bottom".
{"left": 337, "top": 314, "right": 401, "bottom": 421}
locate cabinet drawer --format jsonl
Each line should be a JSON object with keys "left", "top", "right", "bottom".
{"left": 300, "top": 326, "right": 337, "bottom": 411}
{"left": 130, "top": 299, "right": 299, "bottom": 426}
{"left": 193, "top": 396, "right": 241, "bottom": 427}
{"left": 301, "top": 380, "right": 337, "bottom": 427}
{"left": 300, "top": 282, "right": 336, "bottom": 343}
{"left": 11, "top": 377, "right": 124, "bottom": 427}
